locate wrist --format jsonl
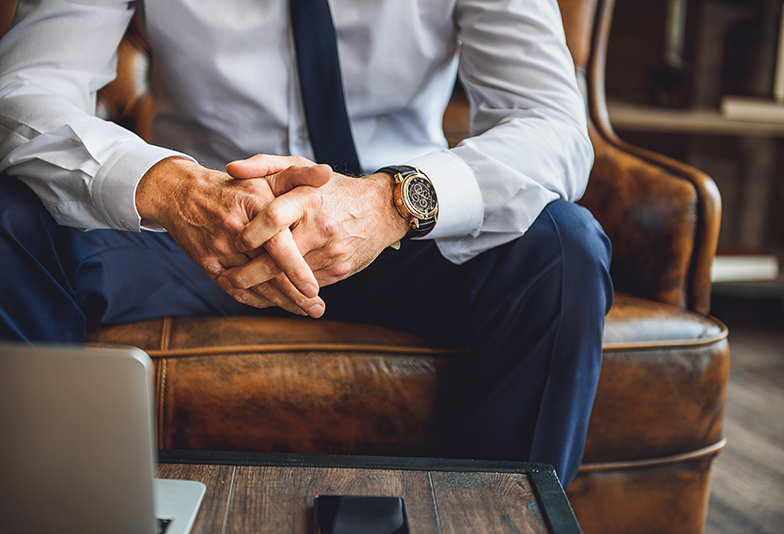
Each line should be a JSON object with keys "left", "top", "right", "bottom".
{"left": 135, "top": 157, "right": 196, "bottom": 228}
{"left": 366, "top": 171, "right": 411, "bottom": 245}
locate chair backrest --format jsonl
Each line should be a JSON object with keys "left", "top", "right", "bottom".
{"left": 0, "top": 1, "right": 15, "bottom": 36}
{"left": 559, "top": 0, "right": 598, "bottom": 73}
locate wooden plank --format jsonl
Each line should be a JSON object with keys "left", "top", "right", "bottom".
{"left": 429, "top": 471, "right": 549, "bottom": 534}
{"left": 224, "top": 465, "right": 314, "bottom": 533}
{"left": 224, "top": 466, "right": 441, "bottom": 533}
{"left": 156, "top": 463, "right": 234, "bottom": 534}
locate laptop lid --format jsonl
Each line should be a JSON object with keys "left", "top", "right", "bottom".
{"left": 0, "top": 343, "right": 203, "bottom": 534}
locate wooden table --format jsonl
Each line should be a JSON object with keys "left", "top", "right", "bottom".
{"left": 157, "top": 451, "right": 581, "bottom": 534}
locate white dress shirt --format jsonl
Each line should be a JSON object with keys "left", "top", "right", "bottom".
{"left": 0, "top": 0, "right": 592, "bottom": 264}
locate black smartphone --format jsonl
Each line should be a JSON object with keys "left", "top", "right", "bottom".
{"left": 314, "top": 495, "right": 410, "bottom": 534}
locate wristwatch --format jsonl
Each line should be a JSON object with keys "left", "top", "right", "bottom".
{"left": 377, "top": 165, "right": 438, "bottom": 238}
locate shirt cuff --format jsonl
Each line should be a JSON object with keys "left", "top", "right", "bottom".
{"left": 403, "top": 150, "right": 483, "bottom": 240}
{"left": 91, "top": 143, "right": 196, "bottom": 232}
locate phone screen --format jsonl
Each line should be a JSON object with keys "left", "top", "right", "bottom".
{"left": 314, "top": 495, "right": 409, "bottom": 534}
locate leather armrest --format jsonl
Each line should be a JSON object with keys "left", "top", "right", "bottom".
{"left": 579, "top": 125, "right": 720, "bottom": 314}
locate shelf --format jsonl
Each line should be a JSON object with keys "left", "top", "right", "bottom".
{"left": 607, "top": 100, "right": 784, "bottom": 137}
{"left": 711, "top": 254, "right": 779, "bottom": 283}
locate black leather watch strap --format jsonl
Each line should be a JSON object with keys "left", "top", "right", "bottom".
{"left": 377, "top": 165, "right": 416, "bottom": 176}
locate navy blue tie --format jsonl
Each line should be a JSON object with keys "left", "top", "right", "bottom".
{"left": 289, "top": 0, "right": 362, "bottom": 175}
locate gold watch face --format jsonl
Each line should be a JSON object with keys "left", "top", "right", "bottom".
{"left": 403, "top": 173, "right": 438, "bottom": 219}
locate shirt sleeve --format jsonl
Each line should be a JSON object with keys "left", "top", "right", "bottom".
{"left": 407, "top": 0, "right": 594, "bottom": 265}
{"left": 0, "top": 0, "right": 191, "bottom": 232}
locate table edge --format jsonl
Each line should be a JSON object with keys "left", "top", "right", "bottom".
{"left": 158, "top": 450, "right": 583, "bottom": 534}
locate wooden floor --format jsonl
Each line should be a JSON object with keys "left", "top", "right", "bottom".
{"left": 703, "top": 294, "right": 784, "bottom": 534}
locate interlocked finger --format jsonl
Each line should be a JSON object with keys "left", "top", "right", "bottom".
{"left": 252, "top": 273, "right": 325, "bottom": 318}
{"left": 221, "top": 228, "right": 318, "bottom": 298}
{"left": 236, "top": 192, "right": 308, "bottom": 254}
{"left": 220, "top": 285, "right": 277, "bottom": 310}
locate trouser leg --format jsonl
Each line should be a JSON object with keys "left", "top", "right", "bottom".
{"left": 459, "top": 199, "right": 612, "bottom": 486}
{"left": 319, "top": 199, "right": 612, "bottom": 486}
{"left": 0, "top": 177, "right": 250, "bottom": 342}
{"left": 1, "top": 177, "right": 85, "bottom": 341}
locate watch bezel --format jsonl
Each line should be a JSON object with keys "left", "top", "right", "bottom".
{"left": 401, "top": 172, "right": 439, "bottom": 220}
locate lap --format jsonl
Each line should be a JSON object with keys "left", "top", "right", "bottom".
{"left": 78, "top": 197, "right": 609, "bottom": 335}
{"left": 2, "top": 173, "right": 608, "bottom": 335}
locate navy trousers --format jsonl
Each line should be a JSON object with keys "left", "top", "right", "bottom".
{"left": 0, "top": 176, "right": 612, "bottom": 486}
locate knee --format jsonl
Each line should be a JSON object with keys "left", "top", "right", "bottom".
{"left": 545, "top": 200, "right": 611, "bottom": 266}
{"left": 543, "top": 200, "right": 613, "bottom": 313}
{"left": 472, "top": 201, "right": 612, "bottom": 313}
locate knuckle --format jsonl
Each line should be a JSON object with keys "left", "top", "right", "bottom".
{"left": 328, "top": 242, "right": 350, "bottom": 262}
{"left": 294, "top": 294, "right": 319, "bottom": 309}
{"left": 221, "top": 212, "right": 245, "bottom": 233}
{"left": 199, "top": 256, "right": 222, "bottom": 277}
{"left": 237, "top": 233, "right": 255, "bottom": 251}
{"left": 231, "top": 290, "right": 250, "bottom": 304}
{"left": 263, "top": 233, "right": 287, "bottom": 255}
{"left": 273, "top": 272, "right": 291, "bottom": 286}
{"left": 209, "top": 237, "right": 229, "bottom": 256}
{"left": 252, "top": 282, "right": 274, "bottom": 297}
{"left": 266, "top": 205, "right": 289, "bottom": 229}
{"left": 254, "top": 284, "right": 286, "bottom": 307}
{"left": 319, "top": 219, "right": 339, "bottom": 238}
{"left": 231, "top": 272, "right": 253, "bottom": 290}
{"left": 329, "top": 263, "right": 352, "bottom": 280}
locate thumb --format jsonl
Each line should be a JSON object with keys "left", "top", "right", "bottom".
{"left": 265, "top": 163, "right": 332, "bottom": 196}
{"left": 226, "top": 154, "right": 316, "bottom": 179}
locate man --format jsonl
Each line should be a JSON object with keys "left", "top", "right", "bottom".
{"left": 0, "top": 0, "right": 612, "bottom": 486}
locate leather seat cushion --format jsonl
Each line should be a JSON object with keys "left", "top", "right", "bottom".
{"left": 87, "top": 291, "right": 729, "bottom": 461}
{"left": 587, "top": 292, "right": 729, "bottom": 464}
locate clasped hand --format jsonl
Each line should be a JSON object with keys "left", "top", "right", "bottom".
{"left": 136, "top": 154, "right": 409, "bottom": 318}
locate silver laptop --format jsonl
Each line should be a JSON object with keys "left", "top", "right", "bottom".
{"left": 0, "top": 343, "right": 205, "bottom": 534}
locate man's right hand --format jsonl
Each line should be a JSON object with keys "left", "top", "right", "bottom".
{"left": 134, "top": 157, "right": 330, "bottom": 317}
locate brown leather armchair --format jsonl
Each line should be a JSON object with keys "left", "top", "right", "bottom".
{"left": 2, "top": 0, "right": 730, "bottom": 532}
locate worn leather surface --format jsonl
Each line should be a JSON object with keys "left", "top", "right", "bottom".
{"left": 87, "top": 315, "right": 438, "bottom": 353}
{"left": 87, "top": 292, "right": 729, "bottom": 464}
{"left": 603, "top": 293, "right": 723, "bottom": 346}
{"left": 580, "top": 128, "right": 699, "bottom": 309}
{"left": 87, "top": 316, "right": 464, "bottom": 453}
{"left": 568, "top": 453, "right": 717, "bottom": 534}
{"left": 588, "top": 296, "right": 729, "bottom": 464}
